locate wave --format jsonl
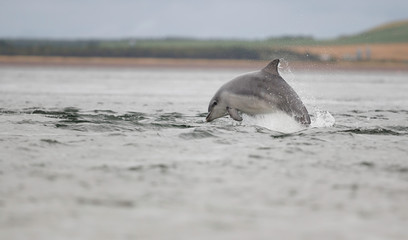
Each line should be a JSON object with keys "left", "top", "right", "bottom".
{"left": 1, "top": 107, "right": 406, "bottom": 138}
{"left": 340, "top": 127, "right": 406, "bottom": 136}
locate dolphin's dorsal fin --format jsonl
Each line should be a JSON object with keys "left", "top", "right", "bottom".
{"left": 262, "top": 59, "right": 280, "bottom": 76}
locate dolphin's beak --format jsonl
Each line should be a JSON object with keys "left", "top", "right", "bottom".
{"left": 206, "top": 112, "right": 213, "bottom": 122}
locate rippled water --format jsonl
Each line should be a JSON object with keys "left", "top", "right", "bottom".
{"left": 1, "top": 66, "right": 408, "bottom": 239}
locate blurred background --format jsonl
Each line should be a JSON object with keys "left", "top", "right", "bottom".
{"left": 0, "top": 0, "right": 408, "bottom": 68}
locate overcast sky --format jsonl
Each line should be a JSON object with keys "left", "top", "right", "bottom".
{"left": 1, "top": 0, "right": 407, "bottom": 39}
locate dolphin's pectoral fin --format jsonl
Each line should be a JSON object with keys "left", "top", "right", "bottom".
{"left": 227, "top": 107, "right": 242, "bottom": 121}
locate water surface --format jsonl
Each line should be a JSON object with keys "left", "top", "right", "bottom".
{"left": 1, "top": 66, "right": 407, "bottom": 239}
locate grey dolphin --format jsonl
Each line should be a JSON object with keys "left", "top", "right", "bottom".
{"left": 206, "top": 59, "right": 311, "bottom": 125}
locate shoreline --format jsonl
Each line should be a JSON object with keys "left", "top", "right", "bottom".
{"left": 0, "top": 55, "right": 407, "bottom": 72}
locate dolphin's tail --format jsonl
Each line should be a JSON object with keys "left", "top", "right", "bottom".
{"left": 294, "top": 109, "right": 311, "bottom": 125}
{"left": 277, "top": 90, "right": 311, "bottom": 126}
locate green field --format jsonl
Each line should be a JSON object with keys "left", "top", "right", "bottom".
{"left": 0, "top": 19, "right": 407, "bottom": 61}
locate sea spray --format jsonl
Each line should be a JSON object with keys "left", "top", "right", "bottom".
{"left": 310, "top": 109, "right": 335, "bottom": 128}
{"left": 242, "top": 112, "right": 305, "bottom": 133}
{"left": 279, "top": 59, "right": 335, "bottom": 129}
{"left": 242, "top": 109, "right": 334, "bottom": 133}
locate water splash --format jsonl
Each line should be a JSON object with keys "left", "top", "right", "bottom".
{"left": 310, "top": 109, "right": 335, "bottom": 128}
{"left": 280, "top": 59, "right": 335, "bottom": 130}
{"left": 278, "top": 58, "right": 296, "bottom": 82}
{"left": 241, "top": 109, "right": 335, "bottom": 134}
{"left": 242, "top": 112, "right": 305, "bottom": 133}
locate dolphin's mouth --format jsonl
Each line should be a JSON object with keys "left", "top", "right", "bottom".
{"left": 205, "top": 112, "right": 212, "bottom": 122}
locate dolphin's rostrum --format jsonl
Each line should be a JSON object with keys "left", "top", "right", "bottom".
{"left": 206, "top": 59, "right": 311, "bottom": 125}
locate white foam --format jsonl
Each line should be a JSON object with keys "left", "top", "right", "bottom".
{"left": 310, "top": 109, "right": 335, "bottom": 128}
{"left": 242, "top": 112, "right": 305, "bottom": 133}
{"left": 241, "top": 109, "right": 335, "bottom": 134}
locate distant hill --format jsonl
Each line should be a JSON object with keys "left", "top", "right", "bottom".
{"left": 288, "top": 19, "right": 408, "bottom": 62}
{"left": 1, "top": 19, "right": 407, "bottom": 61}
{"left": 328, "top": 19, "right": 408, "bottom": 44}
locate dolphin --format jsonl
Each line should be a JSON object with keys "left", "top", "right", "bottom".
{"left": 206, "top": 59, "right": 311, "bottom": 125}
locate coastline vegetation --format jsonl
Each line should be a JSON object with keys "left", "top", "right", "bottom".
{"left": 0, "top": 19, "right": 407, "bottom": 62}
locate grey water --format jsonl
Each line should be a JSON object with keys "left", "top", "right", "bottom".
{"left": 1, "top": 65, "right": 408, "bottom": 240}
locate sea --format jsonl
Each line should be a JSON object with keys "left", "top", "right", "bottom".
{"left": 1, "top": 64, "right": 407, "bottom": 240}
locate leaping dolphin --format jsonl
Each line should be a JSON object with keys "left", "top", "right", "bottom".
{"left": 206, "top": 59, "right": 311, "bottom": 125}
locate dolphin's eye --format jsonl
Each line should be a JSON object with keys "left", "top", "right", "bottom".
{"left": 213, "top": 101, "right": 217, "bottom": 106}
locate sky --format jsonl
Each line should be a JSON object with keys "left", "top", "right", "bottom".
{"left": 0, "top": 0, "right": 407, "bottom": 40}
